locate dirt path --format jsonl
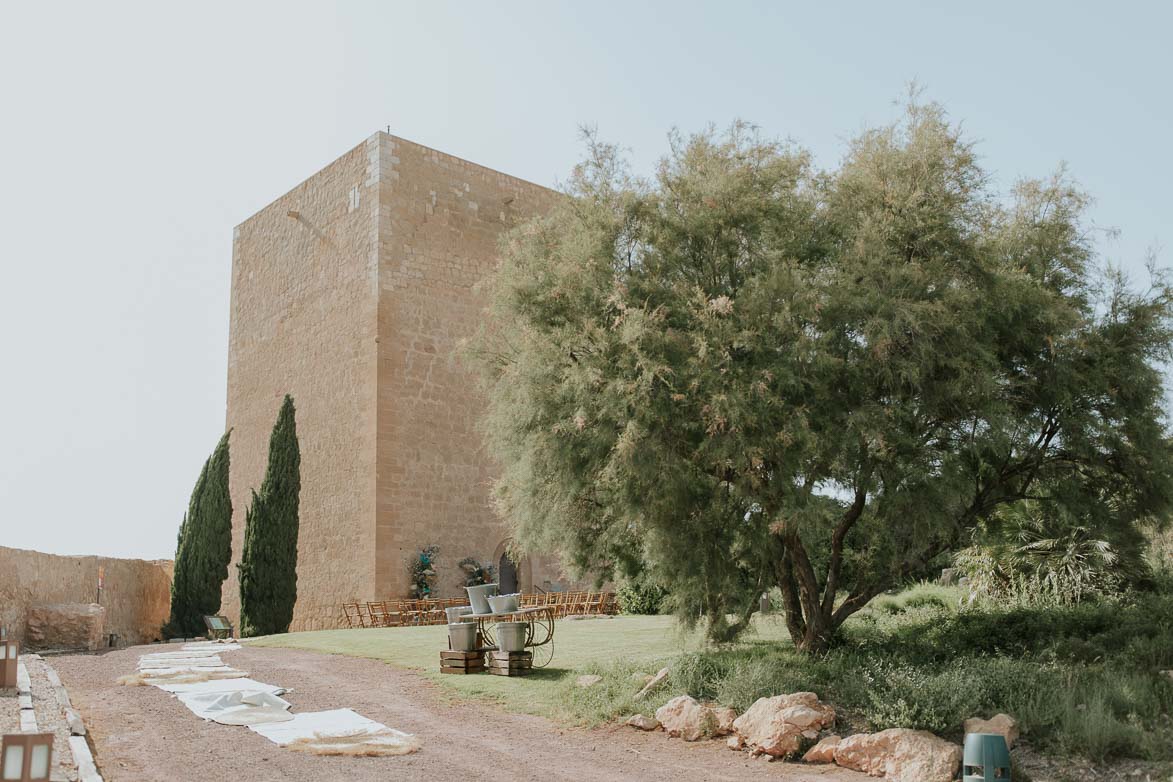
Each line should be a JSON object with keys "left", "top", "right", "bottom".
{"left": 50, "top": 644, "right": 867, "bottom": 782}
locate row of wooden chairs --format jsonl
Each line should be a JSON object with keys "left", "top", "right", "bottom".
{"left": 341, "top": 591, "right": 617, "bottom": 628}
{"left": 518, "top": 590, "right": 618, "bottom": 617}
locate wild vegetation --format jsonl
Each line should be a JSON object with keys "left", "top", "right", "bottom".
{"left": 164, "top": 430, "right": 233, "bottom": 638}
{"left": 474, "top": 98, "right": 1173, "bottom": 653}
{"left": 238, "top": 394, "right": 301, "bottom": 637}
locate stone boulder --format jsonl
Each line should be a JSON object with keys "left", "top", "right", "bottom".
{"left": 802, "top": 735, "right": 841, "bottom": 763}
{"left": 963, "top": 713, "right": 1019, "bottom": 749}
{"left": 731, "top": 692, "right": 836, "bottom": 758}
{"left": 834, "top": 729, "right": 961, "bottom": 782}
{"left": 25, "top": 603, "right": 106, "bottom": 651}
{"left": 624, "top": 714, "right": 661, "bottom": 731}
{"left": 636, "top": 667, "right": 670, "bottom": 698}
{"left": 654, "top": 695, "right": 737, "bottom": 741}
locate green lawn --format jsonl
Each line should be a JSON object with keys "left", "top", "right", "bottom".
{"left": 248, "top": 614, "right": 791, "bottom": 720}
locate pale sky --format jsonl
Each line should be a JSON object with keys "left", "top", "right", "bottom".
{"left": 1, "top": 1, "right": 1170, "bottom": 560}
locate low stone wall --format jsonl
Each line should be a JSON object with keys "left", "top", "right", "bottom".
{"left": 0, "top": 546, "right": 172, "bottom": 648}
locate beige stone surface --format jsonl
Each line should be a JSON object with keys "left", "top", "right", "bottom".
{"left": 0, "top": 545, "right": 171, "bottom": 646}
{"left": 803, "top": 735, "right": 841, "bottom": 763}
{"left": 834, "top": 729, "right": 961, "bottom": 782}
{"left": 222, "top": 133, "right": 580, "bottom": 632}
{"left": 731, "top": 692, "right": 837, "bottom": 758}
{"left": 25, "top": 603, "right": 106, "bottom": 651}
{"left": 963, "top": 712, "right": 1019, "bottom": 749}
{"left": 655, "top": 695, "right": 736, "bottom": 741}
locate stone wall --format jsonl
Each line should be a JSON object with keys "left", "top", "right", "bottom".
{"left": 0, "top": 546, "right": 172, "bottom": 647}
{"left": 222, "top": 139, "right": 380, "bottom": 631}
{"left": 222, "top": 133, "right": 592, "bottom": 631}
{"left": 372, "top": 134, "right": 566, "bottom": 599}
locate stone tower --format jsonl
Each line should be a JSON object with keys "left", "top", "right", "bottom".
{"left": 221, "top": 133, "right": 565, "bottom": 630}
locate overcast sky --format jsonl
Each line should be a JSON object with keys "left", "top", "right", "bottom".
{"left": 1, "top": 1, "right": 1169, "bottom": 560}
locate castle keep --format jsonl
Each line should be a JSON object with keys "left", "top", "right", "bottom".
{"left": 221, "top": 133, "right": 568, "bottom": 630}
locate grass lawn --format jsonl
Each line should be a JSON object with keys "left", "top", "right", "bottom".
{"left": 248, "top": 614, "right": 791, "bottom": 720}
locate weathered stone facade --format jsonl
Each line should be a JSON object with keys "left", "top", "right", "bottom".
{"left": 222, "top": 134, "right": 577, "bottom": 631}
{"left": 0, "top": 545, "right": 172, "bottom": 647}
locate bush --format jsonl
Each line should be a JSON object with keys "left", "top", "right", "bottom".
{"left": 617, "top": 576, "right": 668, "bottom": 615}
{"left": 558, "top": 589, "right": 1173, "bottom": 763}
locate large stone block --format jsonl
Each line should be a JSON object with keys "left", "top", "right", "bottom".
{"left": 25, "top": 603, "right": 106, "bottom": 651}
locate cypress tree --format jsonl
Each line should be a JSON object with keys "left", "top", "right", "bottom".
{"left": 164, "top": 431, "right": 233, "bottom": 638}
{"left": 238, "top": 395, "right": 301, "bottom": 637}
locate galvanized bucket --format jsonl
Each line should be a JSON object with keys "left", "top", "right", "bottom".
{"left": 448, "top": 622, "right": 477, "bottom": 651}
{"left": 465, "top": 583, "right": 499, "bottom": 614}
{"left": 496, "top": 621, "right": 528, "bottom": 652}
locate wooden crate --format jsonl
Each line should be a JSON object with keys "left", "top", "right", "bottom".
{"left": 486, "top": 650, "right": 532, "bottom": 677}
{"left": 440, "top": 650, "right": 484, "bottom": 674}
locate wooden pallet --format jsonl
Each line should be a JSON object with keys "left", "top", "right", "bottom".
{"left": 440, "top": 650, "right": 484, "bottom": 674}
{"left": 486, "top": 650, "right": 532, "bottom": 677}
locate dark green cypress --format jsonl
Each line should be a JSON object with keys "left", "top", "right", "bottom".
{"left": 164, "top": 431, "right": 233, "bottom": 638}
{"left": 238, "top": 395, "right": 301, "bottom": 637}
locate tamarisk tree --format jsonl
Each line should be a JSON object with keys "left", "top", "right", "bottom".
{"left": 164, "top": 431, "right": 232, "bottom": 638}
{"left": 238, "top": 395, "right": 301, "bottom": 637}
{"left": 476, "top": 102, "right": 1173, "bottom": 653}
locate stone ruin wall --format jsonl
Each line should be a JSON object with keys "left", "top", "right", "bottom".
{"left": 0, "top": 545, "right": 172, "bottom": 648}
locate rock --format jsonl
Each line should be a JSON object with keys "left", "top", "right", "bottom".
{"left": 726, "top": 734, "right": 745, "bottom": 751}
{"left": 624, "top": 714, "right": 661, "bottom": 731}
{"left": 712, "top": 706, "right": 738, "bottom": 735}
{"left": 576, "top": 674, "right": 603, "bottom": 688}
{"left": 834, "top": 729, "right": 961, "bottom": 782}
{"left": 731, "top": 692, "right": 836, "bottom": 758}
{"left": 654, "top": 695, "right": 737, "bottom": 741}
{"left": 25, "top": 603, "right": 106, "bottom": 651}
{"left": 963, "top": 713, "right": 1019, "bottom": 749}
{"left": 636, "top": 666, "right": 669, "bottom": 698}
{"left": 802, "top": 735, "right": 840, "bottom": 763}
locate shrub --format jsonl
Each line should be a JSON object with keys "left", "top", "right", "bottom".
{"left": 617, "top": 576, "right": 668, "bottom": 615}
{"left": 238, "top": 395, "right": 301, "bottom": 637}
{"left": 164, "top": 431, "right": 232, "bottom": 638}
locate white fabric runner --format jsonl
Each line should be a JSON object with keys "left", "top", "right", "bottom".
{"left": 250, "top": 708, "right": 415, "bottom": 747}
{"left": 179, "top": 689, "right": 294, "bottom": 725}
{"left": 130, "top": 644, "right": 418, "bottom": 753}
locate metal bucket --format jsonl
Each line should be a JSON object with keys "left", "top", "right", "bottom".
{"left": 465, "top": 583, "right": 499, "bottom": 614}
{"left": 448, "top": 622, "right": 477, "bottom": 651}
{"left": 445, "top": 606, "right": 473, "bottom": 623}
{"left": 496, "top": 621, "right": 528, "bottom": 653}
{"left": 487, "top": 593, "right": 520, "bottom": 614}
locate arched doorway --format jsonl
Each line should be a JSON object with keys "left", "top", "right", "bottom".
{"left": 499, "top": 551, "right": 519, "bottom": 594}
{"left": 492, "top": 538, "right": 531, "bottom": 594}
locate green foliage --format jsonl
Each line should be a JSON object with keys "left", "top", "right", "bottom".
{"left": 164, "top": 431, "right": 232, "bottom": 638}
{"left": 616, "top": 574, "right": 668, "bottom": 614}
{"left": 956, "top": 500, "right": 1153, "bottom": 606}
{"left": 562, "top": 593, "right": 1173, "bottom": 762}
{"left": 457, "top": 556, "right": 495, "bottom": 588}
{"left": 408, "top": 545, "right": 440, "bottom": 597}
{"left": 475, "top": 97, "right": 1173, "bottom": 651}
{"left": 238, "top": 395, "right": 301, "bottom": 637}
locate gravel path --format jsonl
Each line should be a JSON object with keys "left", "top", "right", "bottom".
{"left": 50, "top": 644, "right": 867, "bottom": 782}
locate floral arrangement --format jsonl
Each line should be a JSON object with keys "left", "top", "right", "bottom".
{"left": 457, "top": 556, "right": 496, "bottom": 587}
{"left": 408, "top": 545, "right": 440, "bottom": 598}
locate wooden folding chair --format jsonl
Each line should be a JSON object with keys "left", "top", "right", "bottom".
{"left": 584, "top": 592, "right": 606, "bottom": 615}
{"left": 602, "top": 592, "right": 619, "bottom": 615}
{"left": 342, "top": 602, "right": 366, "bottom": 628}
